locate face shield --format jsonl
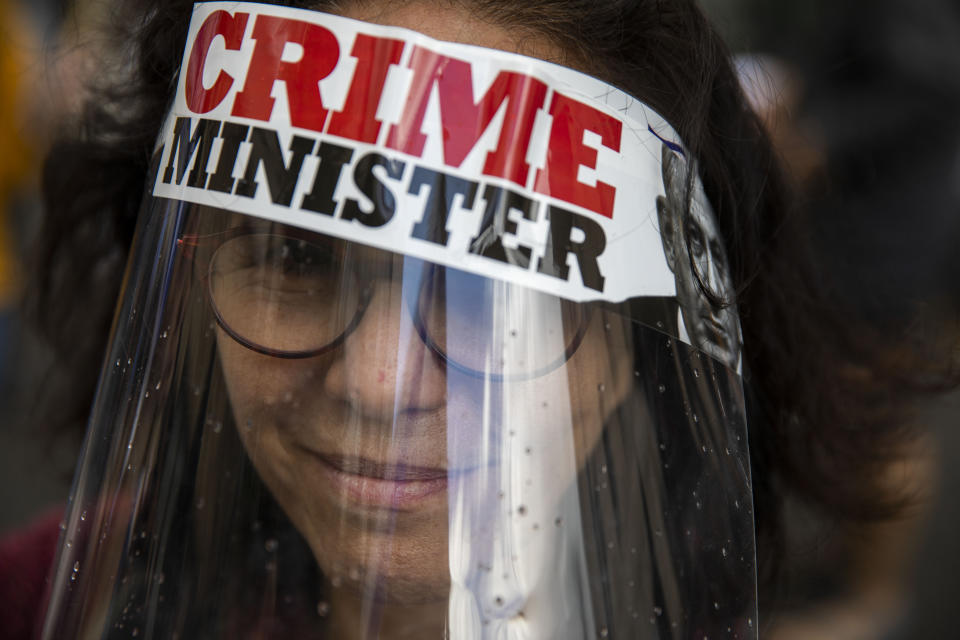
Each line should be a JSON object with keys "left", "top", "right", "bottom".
{"left": 41, "top": 4, "right": 756, "bottom": 639}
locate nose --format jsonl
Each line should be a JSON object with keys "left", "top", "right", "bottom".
{"left": 320, "top": 273, "right": 447, "bottom": 417}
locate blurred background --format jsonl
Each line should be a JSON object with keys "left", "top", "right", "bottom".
{"left": 0, "top": 0, "right": 957, "bottom": 638}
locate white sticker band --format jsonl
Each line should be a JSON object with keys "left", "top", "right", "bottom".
{"left": 154, "top": 1, "right": 692, "bottom": 305}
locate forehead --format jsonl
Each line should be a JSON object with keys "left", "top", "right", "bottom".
{"left": 339, "top": 1, "right": 566, "bottom": 64}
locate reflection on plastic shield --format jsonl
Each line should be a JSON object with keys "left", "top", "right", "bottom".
{"left": 40, "top": 200, "right": 757, "bottom": 639}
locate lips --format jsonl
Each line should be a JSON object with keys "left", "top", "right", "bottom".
{"left": 316, "top": 453, "right": 448, "bottom": 482}
{"left": 301, "top": 448, "right": 449, "bottom": 509}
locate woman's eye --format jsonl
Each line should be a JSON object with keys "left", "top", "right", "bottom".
{"left": 213, "top": 234, "right": 340, "bottom": 283}
{"left": 263, "top": 237, "right": 336, "bottom": 276}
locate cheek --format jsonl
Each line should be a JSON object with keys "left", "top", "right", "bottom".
{"left": 675, "top": 272, "right": 700, "bottom": 309}
{"left": 214, "top": 331, "right": 325, "bottom": 473}
{"left": 216, "top": 331, "right": 319, "bottom": 416}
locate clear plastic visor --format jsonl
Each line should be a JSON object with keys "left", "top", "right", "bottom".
{"left": 42, "top": 201, "right": 757, "bottom": 640}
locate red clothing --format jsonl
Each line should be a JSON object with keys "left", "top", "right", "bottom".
{"left": 0, "top": 510, "right": 63, "bottom": 640}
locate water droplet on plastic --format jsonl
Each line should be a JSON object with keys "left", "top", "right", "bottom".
{"left": 144, "top": 391, "right": 150, "bottom": 398}
{"left": 510, "top": 329, "right": 518, "bottom": 337}
{"left": 597, "top": 383, "right": 606, "bottom": 392}
{"left": 733, "top": 500, "right": 740, "bottom": 510}
{"left": 659, "top": 442, "right": 667, "bottom": 451}
{"left": 127, "top": 358, "right": 132, "bottom": 366}
{"left": 155, "top": 381, "right": 161, "bottom": 391}
{"left": 525, "top": 447, "right": 532, "bottom": 455}
{"left": 80, "top": 511, "right": 87, "bottom": 521}
{"left": 516, "top": 505, "right": 527, "bottom": 516}
{"left": 600, "top": 464, "right": 608, "bottom": 474}
{"left": 317, "top": 601, "right": 330, "bottom": 617}
{"left": 713, "top": 601, "right": 720, "bottom": 610}
{"left": 721, "top": 547, "right": 729, "bottom": 558}
{"left": 599, "top": 627, "right": 609, "bottom": 638}
{"left": 693, "top": 368, "right": 700, "bottom": 378}
{"left": 265, "top": 538, "right": 278, "bottom": 553}
{"left": 658, "top": 384, "right": 666, "bottom": 393}
{"left": 701, "top": 445, "right": 708, "bottom": 453}
{"left": 213, "top": 421, "right": 223, "bottom": 434}
{"left": 665, "top": 339, "right": 672, "bottom": 348}
{"left": 695, "top": 500, "right": 702, "bottom": 510}
{"left": 161, "top": 330, "right": 168, "bottom": 339}
{"left": 747, "top": 618, "right": 754, "bottom": 628}
{"left": 555, "top": 517, "right": 562, "bottom": 527}
{"left": 132, "top": 628, "right": 139, "bottom": 637}
{"left": 115, "top": 359, "right": 121, "bottom": 367}
{"left": 494, "top": 595, "right": 504, "bottom": 606}
{"left": 654, "top": 606, "right": 663, "bottom": 616}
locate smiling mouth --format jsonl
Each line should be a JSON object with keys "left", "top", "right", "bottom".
{"left": 316, "top": 453, "right": 448, "bottom": 482}
{"left": 302, "top": 448, "right": 449, "bottom": 509}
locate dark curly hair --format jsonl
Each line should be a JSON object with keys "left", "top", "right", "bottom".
{"left": 29, "top": 0, "right": 941, "bottom": 613}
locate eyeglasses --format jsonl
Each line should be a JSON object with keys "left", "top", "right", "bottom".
{"left": 178, "top": 226, "right": 591, "bottom": 381}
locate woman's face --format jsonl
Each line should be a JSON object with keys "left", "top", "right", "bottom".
{"left": 214, "top": 0, "right": 633, "bottom": 609}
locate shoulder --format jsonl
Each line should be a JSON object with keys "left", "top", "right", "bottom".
{"left": 0, "top": 509, "right": 63, "bottom": 640}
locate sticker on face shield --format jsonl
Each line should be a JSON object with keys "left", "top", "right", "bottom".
{"left": 153, "top": 2, "right": 741, "bottom": 369}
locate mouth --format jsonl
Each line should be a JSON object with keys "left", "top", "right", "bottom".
{"left": 318, "top": 453, "right": 448, "bottom": 482}
{"left": 301, "top": 448, "right": 449, "bottom": 509}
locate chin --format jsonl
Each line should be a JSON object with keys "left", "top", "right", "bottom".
{"left": 308, "top": 532, "right": 453, "bottom": 605}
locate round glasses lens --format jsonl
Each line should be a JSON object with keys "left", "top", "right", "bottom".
{"left": 209, "top": 233, "right": 360, "bottom": 354}
{"left": 417, "top": 267, "right": 586, "bottom": 378}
